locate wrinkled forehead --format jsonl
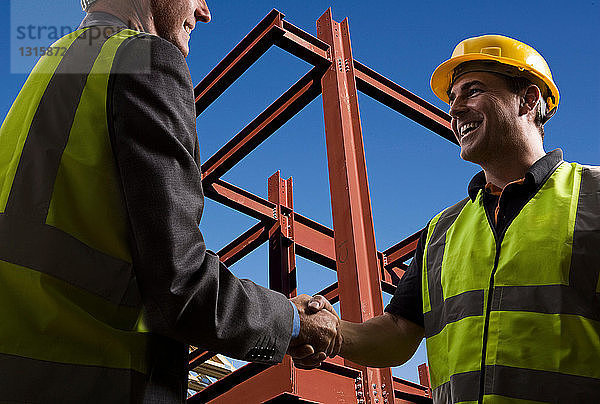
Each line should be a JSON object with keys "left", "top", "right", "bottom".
{"left": 447, "top": 61, "right": 517, "bottom": 93}
{"left": 452, "top": 61, "right": 520, "bottom": 84}
{"left": 447, "top": 71, "right": 507, "bottom": 99}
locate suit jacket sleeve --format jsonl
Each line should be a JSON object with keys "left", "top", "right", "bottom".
{"left": 107, "top": 33, "right": 294, "bottom": 364}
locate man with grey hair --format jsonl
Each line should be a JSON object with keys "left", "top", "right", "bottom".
{"left": 81, "top": 0, "right": 96, "bottom": 12}
{"left": 0, "top": 0, "right": 339, "bottom": 402}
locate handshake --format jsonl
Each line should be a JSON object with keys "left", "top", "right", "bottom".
{"left": 284, "top": 294, "right": 422, "bottom": 371}
{"left": 287, "top": 294, "right": 341, "bottom": 368}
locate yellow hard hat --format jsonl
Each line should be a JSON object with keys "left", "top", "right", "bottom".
{"left": 431, "top": 35, "right": 559, "bottom": 114}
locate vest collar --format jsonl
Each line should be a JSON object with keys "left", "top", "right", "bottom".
{"left": 79, "top": 12, "right": 128, "bottom": 29}
{"left": 467, "top": 149, "right": 564, "bottom": 201}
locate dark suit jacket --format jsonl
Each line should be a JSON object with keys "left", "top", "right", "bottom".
{"left": 79, "top": 13, "right": 294, "bottom": 402}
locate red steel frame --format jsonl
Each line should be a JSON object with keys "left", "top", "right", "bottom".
{"left": 187, "top": 8, "right": 456, "bottom": 404}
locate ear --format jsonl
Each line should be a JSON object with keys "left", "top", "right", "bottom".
{"left": 519, "top": 85, "right": 541, "bottom": 117}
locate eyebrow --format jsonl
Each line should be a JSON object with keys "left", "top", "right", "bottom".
{"left": 448, "top": 80, "right": 486, "bottom": 102}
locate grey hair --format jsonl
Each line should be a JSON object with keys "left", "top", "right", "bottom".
{"left": 81, "top": 0, "right": 98, "bottom": 11}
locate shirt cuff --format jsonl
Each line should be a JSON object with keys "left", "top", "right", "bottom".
{"left": 289, "top": 300, "right": 300, "bottom": 339}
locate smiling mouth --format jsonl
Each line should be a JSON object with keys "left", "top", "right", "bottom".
{"left": 459, "top": 121, "right": 482, "bottom": 138}
{"left": 184, "top": 22, "right": 194, "bottom": 35}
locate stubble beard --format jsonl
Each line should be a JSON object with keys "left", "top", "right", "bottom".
{"left": 150, "top": 0, "right": 188, "bottom": 55}
{"left": 461, "top": 110, "right": 520, "bottom": 169}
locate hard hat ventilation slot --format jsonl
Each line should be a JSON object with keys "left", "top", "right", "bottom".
{"left": 481, "top": 47, "right": 502, "bottom": 57}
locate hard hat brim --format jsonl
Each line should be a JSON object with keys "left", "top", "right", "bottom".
{"left": 431, "top": 53, "right": 559, "bottom": 111}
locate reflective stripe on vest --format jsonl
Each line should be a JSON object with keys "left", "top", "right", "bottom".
{"left": 422, "top": 162, "right": 600, "bottom": 403}
{"left": 0, "top": 27, "right": 150, "bottom": 397}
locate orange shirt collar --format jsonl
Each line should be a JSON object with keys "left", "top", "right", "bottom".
{"left": 484, "top": 178, "right": 526, "bottom": 225}
{"left": 484, "top": 178, "right": 526, "bottom": 197}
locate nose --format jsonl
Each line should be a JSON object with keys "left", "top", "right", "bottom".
{"left": 448, "top": 96, "right": 468, "bottom": 120}
{"left": 448, "top": 96, "right": 468, "bottom": 137}
{"left": 196, "top": 0, "right": 211, "bottom": 23}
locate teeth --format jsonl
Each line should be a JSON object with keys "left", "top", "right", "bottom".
{"left": 184, "top": 25, "right": 192, "bottom": 34}
{"left": 460, "top": 122, "right": 480, "bottom": 136}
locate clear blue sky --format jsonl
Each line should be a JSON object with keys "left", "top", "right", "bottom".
{"left": 1, "top": 0, "right": 599, "bottom": 385}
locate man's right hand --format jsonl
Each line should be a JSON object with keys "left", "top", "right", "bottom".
{"left": 288, "top": 294, "right": 341, "bottom": 368}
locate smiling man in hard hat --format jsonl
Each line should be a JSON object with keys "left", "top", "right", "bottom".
{"left": 301, "top": 35, "right": 600, "bottom": 402}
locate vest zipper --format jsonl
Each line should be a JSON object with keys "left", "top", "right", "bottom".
{"left": 478, "top": 201, "right": 503, "bottom": 404}
{"left": 477, "top": 162, "right": 562, "bottom": 403}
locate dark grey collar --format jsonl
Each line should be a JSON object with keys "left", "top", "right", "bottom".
{"left": 79, "top": 11, "right": 128, "bottom": 29}
{"left": 467, "top": 149, "right": 564, "bottom": 201}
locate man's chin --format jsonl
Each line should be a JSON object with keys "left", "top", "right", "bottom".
{"left": 458, "top": 136, "right": 479, "bottom": 162}
{"left": 173, "top": 37, "right": 190, "bottom": 57}
{"left": 180, "top": 43, "right": 190, "bottom": 57}
{"left": 160, "top": 33, "right": 189, "bottom": 57}
{"left": 459, "top": 145, "right": 477, "bottom": 163}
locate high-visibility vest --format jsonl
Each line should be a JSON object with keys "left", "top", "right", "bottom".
{"left": 422, "top": 161, "right": 600, "bottom": 403}
{"left": 0, "top": 27, "right": 151, "bottom": 402}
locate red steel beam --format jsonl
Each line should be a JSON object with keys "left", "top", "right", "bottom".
{"left": 393, "top": 375, "right": 431, "bottom": 402}
{"left": 383, "top": 229, "right": 422, "bottom": 267}
{"left": 418, "top": 363, "right": 432, "bottom": 391}
{"left": 268, "top": 172, "right": 297, "bottom": 297}
{"left": 382, "top": 266, "right": 407, "bottom": 292}
{"left": 317, "top": 278, "right": 412, "bottom": 304}
{"left": 293, "top": 212, "right": 336, "bottom": 270}
{"left": 293, "top": 362, "right": 364, "bottom": 403}
{"left": 382, "top": 270, "right": 409, "bottom": 296}
{"left": 263, "top": 393, "right": 321, "bottom": 403}
{"left": 276, "top": 20, "right": 331, "bottom": 66}
{"left": 190, "top": 348, "right": 432, "bottom": 403}
{"left": 317, "top": 9, "right": 394, "bottom": 402}
{"left": 200, "top": 67, "right": 323, "bottom": 183}
{"left": 317, "top": 278, "right": 409, "bottom": 304}
{"left": 217, "top": 222, "right": 269, "bottom": 267}
{"left": 194, "top": 9, "right": 285, "bottom": 114}
{"left": 188, "top": 350, "right": 216, "bottom": 370}
{"left": 353, "top": 60, "right": 455, "bottom": 143}
{"left": 317, "top": 8, "right": 382, "bottom": 322}
{"left": 204, "top": 179, "right": 276, "bottom": 222}
{"left": 189, "top": 361, "right": 287, "bottom": 403}
{"left": 381, "top": 279, "right": 401, "bottom": 295}
{"left": 189, "top": 358, "right": 373, "bottom": 403}
{"left": 187, "top": 8, "right": 447, "bottom": 404}
{"left": 316, "top": 281, "right": 339, "bottom": 305}
{"left": 194, "top": 9, "right": 453, "bottom": 148}
{"left": 204, "top": 178, "right": 339, "bottom": 270}
{"left": 380, "top": 229, "right": 421, "bottom": 288}
{"left": 206, "top": 180, "right": 418, "bottom": 285}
